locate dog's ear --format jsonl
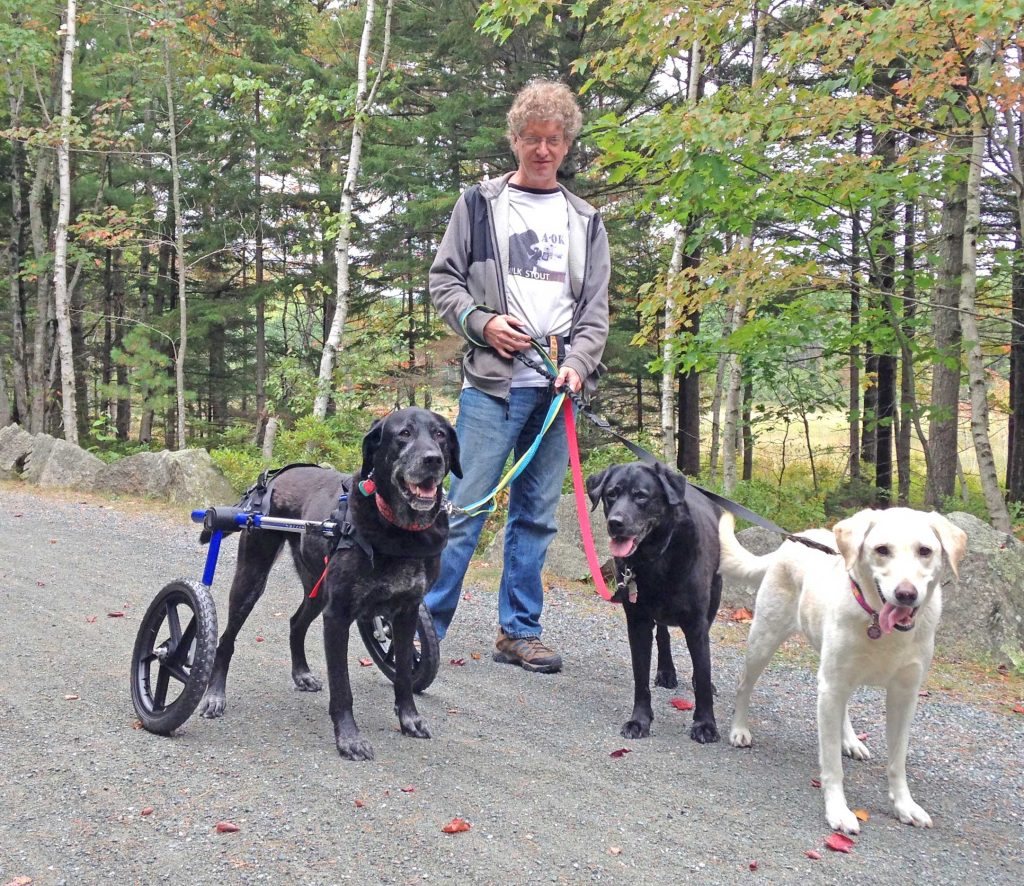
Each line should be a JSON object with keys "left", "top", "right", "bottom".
{"left": 585, "top": 467, "right": 611, "bottom": 511}
{"left": 928, "top": 513, "right": 968, "bottom": 578}
{"left": 446, "top": 421, "right": 462, "bottom": 479}
{"left": 832, "top": 509, "right": 877, "bottom": 571}
{"left": 655, "top": 461, "right": 687, "bottom": 509}
{"left": 360, "top": 419, "right": 384, "bottom": 479}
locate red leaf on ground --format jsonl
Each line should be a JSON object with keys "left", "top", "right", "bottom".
{"left": 255, "top": 636, "right": 264, "bottom": 643}
{"left": 609, "top": 748, "right": 631, "bottom": 758}
{"left": 442, "top": 817, "right": 471, "bottom": 834}
{"left": 401, "top": 785, "right": 415, "bottom": 793}
{"left": 36, "top": 581, "right": 45, "bottom": 587}
{"left": 85, "top": 616, "right": 97, "bottom": 624}
{"left": 354, "top": 799, "right": 365, "bottom": 808}
{"left": 4, "top": 877, "right": 32, "bottom": 886}
{"left": 824, "top": 833, "right": 854, "bottom": 853}
{"left": 215, "top": 821, "right": 240, "bottom": 833}
{"left": 107, "top": 611, "right": 125, "bottom": 618}
{"left": 358, "top": 658, "right": 373, "bottom": 667}
{"left": 669, "top": 698, "right": 695, "bottom": 711}
{"left": 732, "top": 607, "right": 753, "bottom": 622}
{"left": 140, "top": 806, "right": 154, "bottom": 816}
{"left": 804, "top": 850, "right": 822, "bottom": 860}
{"left": 749, "top": 861, "right": 759, "bottom": 871}
{"left": 810, "top": 778, "right": 821, "bottom": 788}
{"left": 856, "top": 732, "right": 869, "bottom": 741}
{"left": 918, "top": 690, "right": 930, "bottom": 697}
{"left": 1012, "top": 703, "right": 1024, "bottom": 714}
{"left": 449, "top": 658, "right": 465, "bottom": 666}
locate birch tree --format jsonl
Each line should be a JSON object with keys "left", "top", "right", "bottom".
{"left": 52, "top": 0, "right": 78, "bottom": 443}
{"left": 313, "top": 0, "right": 395, "bottom": 420}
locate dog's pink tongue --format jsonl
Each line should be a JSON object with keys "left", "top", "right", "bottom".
{"left": 409, "top": 481, "right": 436, "bottom": 499}
{"left": 609, "top": 537, "right": 636, "bottom": 558}
{"left": 879, "top": 602, "right": 914, "bottom": 635}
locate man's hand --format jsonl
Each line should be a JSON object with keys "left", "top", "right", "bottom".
{"left": 483, "top": 314, "right": 533, "bottom": 358}
{"left": 554, "top": 366, "right": 582, "bottom": 394}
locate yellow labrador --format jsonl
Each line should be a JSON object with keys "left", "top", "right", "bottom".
{"left": 719, "top": 508, "right": 967, "bottom": 834}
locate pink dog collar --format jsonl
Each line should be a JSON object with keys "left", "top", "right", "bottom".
{"left": 849, "top": 576, "right": 882, "bottom": 640}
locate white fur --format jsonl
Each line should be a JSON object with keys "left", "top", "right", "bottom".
{"left": 720, "top": 508, "right": 967, "bottom": 834}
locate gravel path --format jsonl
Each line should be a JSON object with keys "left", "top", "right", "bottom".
{"left": 1, "top": 482, "right": 1021, "bottom": 885}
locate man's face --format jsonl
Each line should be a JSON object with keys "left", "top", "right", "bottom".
{"left": 510, "top": 119, "right": 571, "bottom": 190}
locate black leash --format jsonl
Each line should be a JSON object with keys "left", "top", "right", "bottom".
{"left": 514, "top": 350, "right": 839, "bottom": 557}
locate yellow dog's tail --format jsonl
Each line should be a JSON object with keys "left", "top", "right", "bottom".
{"left": 717, "top": 511, "right": 775, "bottom": 589}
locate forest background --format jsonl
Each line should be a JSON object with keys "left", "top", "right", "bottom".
{"left": 3, "top": 0, "right": 1024, "bottom": 537}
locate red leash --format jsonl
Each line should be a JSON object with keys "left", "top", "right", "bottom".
{"left": 563, "top": 403, "right": 616, "bottom": 603}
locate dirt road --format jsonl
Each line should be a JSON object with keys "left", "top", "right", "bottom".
{"left": 1, "top": 483, "right": 1021, "bottom": 885}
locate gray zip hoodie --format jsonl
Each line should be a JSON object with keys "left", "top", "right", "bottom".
{"left": 430, "top": 172, "right": 610, "bottom": 399}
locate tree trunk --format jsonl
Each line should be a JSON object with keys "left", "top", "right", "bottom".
{"left": 314, "top": 0, "right": 395, "bottom": 419}
{"left": 5, "top": 71, "right": 30, "bottom": 424}
{"left": 742, "top": 378, "right": 753, "bottom": 482}
{"left": 926, "top": 166, "right": 967, "bottom": 508}
{"left": 1000, "top": 109, "right": 1024, "bottom": 503}
{"left": 254, "top": 89, "right": 267, "bottom": 436}
{"left": 164, "top": 31, "right": 188, "bottom": 450}
{"left": 848, "top": 130, "right": 863, "bottom": 480}
{"left": 661, "top": 226, "right": 684, "bottom": 463}
{"left": 897, "top": 198, "right": 915, "bottom": 506}
{"left": 52, "top": 0, "right": 79, "bottom": 444}
{"left": 960, "top": 76, "right": 1011, "bottom": 530}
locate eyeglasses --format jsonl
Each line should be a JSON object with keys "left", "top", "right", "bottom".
{"left": 518, "top": 135, "right": 566, "bottom": 148}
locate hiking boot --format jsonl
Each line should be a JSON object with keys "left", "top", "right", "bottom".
{"left": 492, "top": 630, "right": 562, "bottom": 673}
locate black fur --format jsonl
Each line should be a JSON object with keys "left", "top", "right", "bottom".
{"left": 198, "top": 407, "right": 460, "bottom": 761}
{"left": 586, "top": 461, "right": 722, "bottom": 744}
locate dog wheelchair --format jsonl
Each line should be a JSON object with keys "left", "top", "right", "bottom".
{"left": 130, "top": 501, "right": 441, "bottom": 736}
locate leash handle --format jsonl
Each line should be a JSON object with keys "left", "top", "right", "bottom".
{"left": 564, "top": 402, "right": 616, "bottom": 602}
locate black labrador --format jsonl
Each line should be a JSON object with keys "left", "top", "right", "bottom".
{"left": 586, "top": 460, "right": 722, "bottom": 743}
{"left": 197, "top": 407, "right": 461, "bottom": 761}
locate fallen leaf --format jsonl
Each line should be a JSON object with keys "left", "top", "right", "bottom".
{"left": 918, "top": 690, "right": 930, "bottom": 697}
{"left": 85, "top": 616, "right": 97, "bottom": 624}
{"left": 749, "top": 861, "right": 759, "bottom": 871}
{"left": 732, "top": 607, "right": 753, "bottom": 622}
{"left": 255, "top": 636, "right": 264, "bottom": 643}
{"left": 996, "top": 663, "right": 1009, "bottom": 675}
{"left": 608, "top": 847, "right": 622, "bottom": 856}
{"left": 215, "top": 821, "right": 240, "bottom": 833}
{"left": 107, "top": 611, "right": 125, "bottom": 618}
{"left": 609, "top": 748, "right": 631, "bottom": 758}
{"left": 804, "top": 850, "right": 821, "bottom": 860}
{"left": 856, "top": 732, "right": 869, "bottom": 741}
{"left": 853, "top": 808, "right": 869, "bottom": 822}
{"left": 1013, "top": 704, "right": 1024, "bottom": 715}
{"left": 354, "top": 799, "right": 365, "bottom": 808}
{"left": 36, "top": 581, "right": 45, "bottom": 587}
{"left": 471, "top": 652, "right": 482, "bottom": 661}
{"left": 4, "top": 877, "right": 33, "bottom": 886}
{"left": 442, "top": 817, "right": 471, "bottom": 834}
{"left": 131, "top": 719, "right": 143, "bottom": 730}
{"left": 824, "top": 832, "right": 854, "bottom": 853}
{"left": 669, "top": 698, "right": 695, "bottom": 711}
{"left": 64, "top": 694, "right": 79, "bottom": 701}
{"left": 449, "top": 658, "right": 465, "bottom": 666}
{"left": 447, "top": 708, "right": 461, "bottom": 714}
{"left": 401, "top": 785, "right": 415, "bottom": 793}
{"left": 140, "top": 806, "right": 154, "bottom": 816}
{"left": 49, "top": 539, "right": 57, "bottom": 544}
{"left": 810, "top": 778, "right": 821, "bottom": 788}
{"left": 358, "top": 658, "right": 373, "bottom": 667}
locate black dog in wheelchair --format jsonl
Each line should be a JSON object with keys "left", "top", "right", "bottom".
{"left": 197, "top": 407, "right": 460, "bottom": 761}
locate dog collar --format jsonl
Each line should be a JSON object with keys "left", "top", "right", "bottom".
{"left": 359, "top": 476, "right": 437, "bottom": 532}
{"left": 849, "top": 576, "right": 882, "bottom": 640}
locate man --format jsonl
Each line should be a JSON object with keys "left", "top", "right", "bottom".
{"left": 425, "top": 79, "right": 610, "bottom": 673}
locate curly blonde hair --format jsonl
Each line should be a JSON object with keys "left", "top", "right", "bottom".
{"left": 506, "top": 79, "right": 583, "bottom": 145}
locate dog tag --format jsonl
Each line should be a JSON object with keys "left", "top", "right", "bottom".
{"left": 866, "top": 618, "right": 881, "bottom": 640}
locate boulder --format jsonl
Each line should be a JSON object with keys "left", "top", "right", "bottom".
{"left": 164, "top": 448, "right": 237, "bottom": 505}
{"left": 94, "top": 451, "right": 173, "bottom": 499}
{"left": 20, "top": 433, "right": 58, "bottom": 483}
{"left": 0, "top": 423, "right": 34, "bottom": 480}
{"left": 36, "top": 439, "right": 104, "bottom": 489}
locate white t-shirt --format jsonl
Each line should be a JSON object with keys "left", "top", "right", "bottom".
{"left": 506, "top": 184, "right": 574, "bottom": 387}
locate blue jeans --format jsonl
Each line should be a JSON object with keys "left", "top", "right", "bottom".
{"left": 425, "top": 386, "right": 569, "bottom": 640}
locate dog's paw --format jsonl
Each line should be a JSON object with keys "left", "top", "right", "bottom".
{"left": 654, "top": 668, "right": 678, "bottom": 689}
{"left": 893, "top": 798, "right": 932, "bottom": 828}
{"left": 336, "top": 736, "right": 375, "bottom": 761}
{"left": 690, "top": 720, "right": 720, "bottom": 744}
{"left": 620, "top": 719, "right": 651, "bottom": 739}
{"left": 825, "top": 804, "right": 861, "bottom": 836}
{"left": 729, "top": 726, "right": 753, "bottom": 748}
{"left": 842, "top": 736, "right": 871, "bottom": 761}
{"left": 292, "top": 670, "right": 322, "bottom": 692}
{"left": 198, "top": 693, "right": 226, "bottom": 719}
{"left": 399, "top": 714, "right": 431, "bottom": 739}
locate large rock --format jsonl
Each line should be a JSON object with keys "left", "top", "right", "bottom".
{"left": 489, "top": 493, "right": 611, "bottom": 581}
{"left": 21, "top": 433, "right": 58, "bottom": 483}
{"left": 94, "top": 448, "right": 236, "bottom": 505}
{"left": 36, "top": 439, "right": 104, "bottom": 489}
{"left": 0, "top": 423, "right": 34, "bottom": 479}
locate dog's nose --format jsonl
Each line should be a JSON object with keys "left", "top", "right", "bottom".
{"left": 607, "top": 515, "right": 625, "bottom": 536}
{"left": 893, "top": 581, "right": 918, "bottom": 605}
{"left": 420, "top": 452, "right": 443, "bottom": 474}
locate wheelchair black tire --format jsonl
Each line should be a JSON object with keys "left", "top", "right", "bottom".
{"left": 356, "top": 602, "right": 439, "bottom": 694}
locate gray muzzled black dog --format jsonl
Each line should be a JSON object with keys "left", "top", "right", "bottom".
{"left": 586, "top": 460, "right": 722, "bottom": 743}
{"left": 198, "top": 407, "right": 461, "bottom": 761}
